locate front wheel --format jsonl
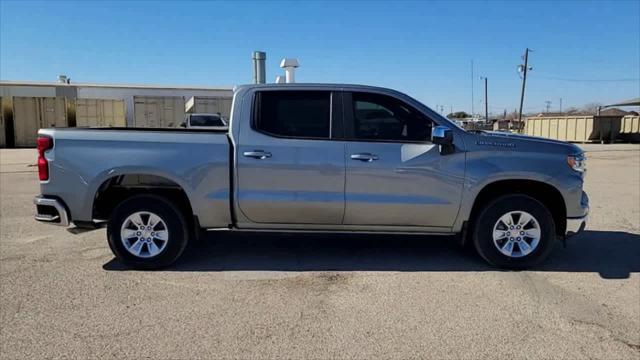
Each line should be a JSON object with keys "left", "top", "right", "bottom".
{"left": 472, "top": 194, "right": 556, "bottom": 269}
{"left": 107, "top": 194, "right": 190, "bottom": 269}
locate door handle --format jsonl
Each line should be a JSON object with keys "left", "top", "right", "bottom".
{"left": 350, "top": 153, "right": 379, "bottom": 162}
{"left": 243, "top": 150, "right": 272, "bottom": 160}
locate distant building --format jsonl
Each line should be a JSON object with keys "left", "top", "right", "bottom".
{"left": 0, "top": 79, "right": 233, "bottom": 147}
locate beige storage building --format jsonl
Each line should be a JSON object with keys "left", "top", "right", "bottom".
{"left": 134, "top": 96, "right": 185, "bottom": 128}
{"left": 619, "top": 115, "right": 640, "bottom": 142}
{"left": 185, "top": 96, "right": 233, "bottom": 119}
{"left": 0, "top": 97, "right": 5, "bottom": 148}
{"left": 524, "top": 116, "right": 622, "bottom": 143}
{"left": 13, "top": 97, "right": 68, "bottom": 147}
{"left": 0, "top": 80, "right": 232, "bottom": 147}
{"left": 76, "top": 99, "right": 126, "bottom": 127}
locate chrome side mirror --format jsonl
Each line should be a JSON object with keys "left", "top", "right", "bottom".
{"left": 432, "top": 126, "right": 453, "bottom": 145}
{"left": 432, "top": 125, "right": 455, "bottom": 155}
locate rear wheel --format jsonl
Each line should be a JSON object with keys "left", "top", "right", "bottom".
{"left": 107, "top": 194, "right": 190, "bottom": 269}
{"left": 472, "top": 194, "right": 556, "bottom": 269}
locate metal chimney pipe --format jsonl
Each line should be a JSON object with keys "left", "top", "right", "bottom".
{"left": 252, "top": 51, "right": 266, "bottom": 84}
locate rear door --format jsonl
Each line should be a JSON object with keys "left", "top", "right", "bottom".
{"left": 235, "top": 90, "right": 346, "bottom": 224}
{"left": 343, "top": 91, "right": 464, "bottom": 228}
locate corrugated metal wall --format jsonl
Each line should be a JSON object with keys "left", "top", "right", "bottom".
{"left": 0, "top": 97, "right": 5, "bottom": 148}
{"left": 13, "top": 97, "right": 67, "bottom": 147}
{"left": 76, "top": 99, "right": 126, "bottom": 127}
{"left": 619, "top": 115, "right": 640, "bottom": 142}
{"left": 1, "top": 83, "right": 234, "bottom": 146}
{"left": 525, "top": 116, "right": 622, "bottom": 143}
{"left": 185, "top": 96, "right": 233, "bottom": 118}
{"left": 134, "top": 96, "right": 184, "bottom": 128}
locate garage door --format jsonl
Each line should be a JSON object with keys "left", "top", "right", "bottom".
{"left": 134, "top": 96, "right": 184, "bottom": 128}
{"left": 76, "top": 99, "right": 126, "bottom": 127}
{"left": 13, "top": 97, "right": 67, "bottom": 147}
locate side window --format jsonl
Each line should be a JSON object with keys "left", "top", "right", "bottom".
{"left": 351, "top": 92, "right": 432, "bottom": 142}
{"left": 254, "top": 91, "right": 331, "bottom": 139}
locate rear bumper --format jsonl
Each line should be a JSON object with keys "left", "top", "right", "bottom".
{"left": 566, "top": 215, "right": 587, "bottom": 237}
{"left": 34, "top": 196, "right": 70, "bottom": 227}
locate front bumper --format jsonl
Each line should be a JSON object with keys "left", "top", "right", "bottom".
{"left": 566, "top": 215, "right": 587, "bottom": 237}
{"left": 34, "top": 196, "right": 70, "bottom": 227}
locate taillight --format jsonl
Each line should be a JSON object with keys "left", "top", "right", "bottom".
{"left": 37, "top": 136, "right": 53, "bottom": 181}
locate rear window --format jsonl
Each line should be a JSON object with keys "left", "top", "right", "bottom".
{"left": 254, "top": 91, "right": 330, "bottom": 139}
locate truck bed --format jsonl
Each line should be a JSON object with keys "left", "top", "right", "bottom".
{"left": 56, "top": 127, "right": 229, "bottom": 133}
{"left": 38, "top": 127, "right": 232, "bottom": 227}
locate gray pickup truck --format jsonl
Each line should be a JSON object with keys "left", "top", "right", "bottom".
{"left": 34, "top": 84, "right": 588, "bottom": 269}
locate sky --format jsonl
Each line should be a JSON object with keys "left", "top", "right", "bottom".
{"left": 1, "top": 0, "right": 639, "bottom": 115}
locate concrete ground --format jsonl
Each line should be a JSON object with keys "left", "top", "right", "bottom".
{"left": 1, "top": 145, "right": 639, "bottom": 359}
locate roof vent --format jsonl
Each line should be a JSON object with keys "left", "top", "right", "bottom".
{"left": 279, "top": 58, "right": 299, "bottom": 83}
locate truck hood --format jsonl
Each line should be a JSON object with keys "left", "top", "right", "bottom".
{"left": 467, "top": 131, "right": 583, "bottom": 155}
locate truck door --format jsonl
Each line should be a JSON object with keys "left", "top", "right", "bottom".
{"left": 342, "top": 91, "right": 465, "bottom": 228}
{"left": 236, "top": 90, "right": 345, "bottom": 224}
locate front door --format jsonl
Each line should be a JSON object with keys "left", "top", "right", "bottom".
{"left": 236, "top": 90, "right": 346, "bottom": 225}
{"left": 343, "top": 91, "right": 465, "bottom": 228}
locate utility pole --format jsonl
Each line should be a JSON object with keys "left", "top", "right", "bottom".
{"left": 545, "top": 100, "right": 552, "bottom": 114}
{"left": 518, "top": 48, "right": 531, "bottom": 123}
{"left": 471, "top": 60, "right": 475, "bottom": 118}
{"left": 483, "top": 77, "right": 489, "bottom": 123}
{"left": 559, "top": 98, "right": 563, "bottom": 113}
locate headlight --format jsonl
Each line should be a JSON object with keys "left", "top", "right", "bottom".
{"left": 567, "top": 153, "right": 586, "bottom": 173}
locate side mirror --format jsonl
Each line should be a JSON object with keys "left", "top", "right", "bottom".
{"left": 431, "top": 125, "right": 453, "bottom": 145}
{"left": 180, "top": 122, "right": 187, "bottom": 128}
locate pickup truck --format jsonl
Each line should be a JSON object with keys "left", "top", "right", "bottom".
{"left": 34, "top": 83, "right": 588, "bottom": 269}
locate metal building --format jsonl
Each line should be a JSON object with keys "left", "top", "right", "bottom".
{"left": 185, "top": 96, "right": 233, "bottom": 119}
{"left": 75, "top": 99, "right": 126, "bottom": 127}
{"left": 0, "top": 80, "right": 233, "bottom": 147}
{"left": 525, "top": 116, "right": 623, "bottom": 143}
{"left": 134, "top": 96, "right": 185, "bottom": 128}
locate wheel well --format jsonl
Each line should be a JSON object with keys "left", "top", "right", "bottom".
{"left": 93, "top": 174, "right": 193, "bottom": 223}
{"left": 468, "top": 180, "right": 567, "bottom": 237}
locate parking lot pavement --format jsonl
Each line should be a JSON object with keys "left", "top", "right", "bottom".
{"left": 1, "top": 145, "right": 639, "bottom": 359}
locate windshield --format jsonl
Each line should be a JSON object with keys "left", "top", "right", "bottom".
{"left": 189, "top": 115, "right": 226, "bottom": 127}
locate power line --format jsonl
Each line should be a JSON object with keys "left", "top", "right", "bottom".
{"left": 535, "top": 75, "right": 640, "bottom": 82}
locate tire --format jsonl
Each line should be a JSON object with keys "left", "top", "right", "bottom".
{"left": 472, "top": 194, "right": 556, "bottom": 269}
{"left": 107, "top": 194, "right": 190, "bottom": 269}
